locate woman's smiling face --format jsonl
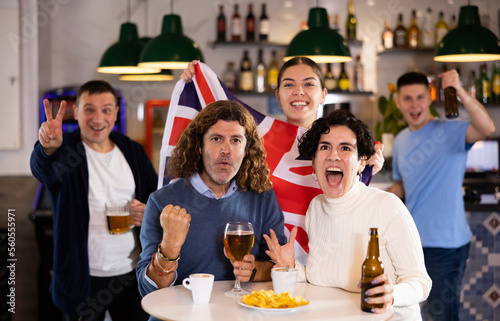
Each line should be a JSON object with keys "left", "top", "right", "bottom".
{"left": 312, "top": 125, "right": 366, "bottom": 198}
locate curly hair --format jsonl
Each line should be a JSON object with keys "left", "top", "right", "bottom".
{"left": 298, "top": 109, "right": 375, "bottom": 161}
{"left": 168, "top": 100, "right": 272, "bottom": 193}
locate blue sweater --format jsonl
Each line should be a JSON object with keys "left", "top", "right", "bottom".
{"left": 137, "top": 178, "right": 286, "bottom": 296}
{"left": 30, "top": 129, "right": 158, "bottom": 318}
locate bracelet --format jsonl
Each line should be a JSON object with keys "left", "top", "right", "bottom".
{"left": 150, "top": 254, "right": 167, "bottom": 276}
{"left": 157, "top": 243, "right": 181, "bottom": 261}
{"left": 154, "top": 252, "right": 178, "bottom": 274}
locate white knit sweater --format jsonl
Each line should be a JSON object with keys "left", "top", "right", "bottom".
{"left": 296, "top": 180, "right": 432, "bottom": 320}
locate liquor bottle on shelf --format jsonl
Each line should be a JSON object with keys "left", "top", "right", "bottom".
{"left": 324, "top": 63, "right": 337, "bottom": 91}
{"left": 435, "top": 11, "right": 448, "bottom": 47}
{"left": 259, "top": 3, "right": 269, "bottom": 41}
{"left": 393, "top": 13, "right": 407, "bottom": 48}
{"left": 361, "top": 228, "right": 384, "bottom": 312}
{"left": 492, "top": 63, "right": 500, "bottom": 103}
{"left": 255, "top": 49, "right": 266, "bottom": 93}
{"left": 216, "top": 5, "right": 226, "bottom": 42}
{"left": 466, "top": 70, "right": 477, "bottom": 99}
{"left": 346, "top": 0, "right": 356, "bottom": 40}
{"left": 478, "top": 64, "right": 491, "bottom": 104}
{"left": 338, "top": 63, "right": 350, "bottom": 92}
{"left": 246, "top": 3, "right": 255, "bottom": 42}
{"left": 354, "top": 56, "right": 363, "bottom": 92}
{"left": 382, "top": 20, "right": 394, "bottom": 49}
{"left": 222, "top": 61, "right": 238, "bottom": 92}
{"left": 267, "top": 50, "right": 279, "bottom": 91}
{"left": 449, "top": 14, "right": 457, "bottom": 30}
{"left": 407, "top": 10, "right": 420, "bottom": 49}
{"left": 421, "top": 8, "right": 434, "bottom": 48}
{"left": 231, "top": 4, "right": 241, "bottom": 42}
{"left": 427, "top": 66, "right": 437, "bottom": 102}
{"left": 239, "top": 50, "right": 253, "bottom": 92}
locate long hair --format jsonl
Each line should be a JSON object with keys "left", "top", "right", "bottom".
{"left": 298, "top": 109, "right": 375, "bottom": 161}
{"left": 168, "top": 100, "right": 272, "bottom": 193}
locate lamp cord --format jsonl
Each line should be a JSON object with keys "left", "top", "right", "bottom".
{"left": 127, "top": 0, "right": 131, "bottom": 22}
{"left": 144, "top": 0, "right": 148, "bottom": 36}
{"left": 171, "top": 0, "right": 174, "bottom": 14}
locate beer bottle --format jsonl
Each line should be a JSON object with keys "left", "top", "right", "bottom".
{"left": 338, "top": 63, "right": 350, "bottom": 92}
{"left": 246, "top": 3, "right": 255, "bottom": 42}
{"left": 255, "top": 49, "right": 266, "bottom": 93}
{"left": 216, "top": 5, "right": 226, "bottom": 42}
{"left": 393, "top": 13, "right": 407, "bottom": 48}
{"left": 239, "top": 50, "right": 253, "bottom": 92}
{"left": 259, "top": 3, "right": 269, "bottom": 41}
{"left": 407, "top": 10, "right": 420, "bottom": 49}
{"left": 361, "top": 228, "right": 384, "bottom": 312}
{"left": 435, "top": 11, "right": 448, "bottom": 47}
{"left": 267, "top": 50, "right": 279, "bottom": 91}
{"left": 444, "top": 86, "right": 458, "bottom": 118}
{"left": 231, "top": 4, "right": 241, "bottom": 42}
{"left": 492, "top": 62, "right": 500, "bottom": 104}
{"left": 346, "top": 0, "right": 357, "bottom": 40}
{"left": 324, "top": 63, "right": 337, "bottom": 92}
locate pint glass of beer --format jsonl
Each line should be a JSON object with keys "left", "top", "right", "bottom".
{"left": 224, "top": 222, "right": 254, "bottom": 297}
{"left": 105, "top": 200, "right": 131, "bottom": 234}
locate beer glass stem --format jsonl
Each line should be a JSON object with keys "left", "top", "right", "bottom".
{"left": 233, "top": 277, "right": 242, "bottom": 291}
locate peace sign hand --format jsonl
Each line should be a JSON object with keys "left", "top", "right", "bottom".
{"left": 39, "top": 99, "right": 66, "bottom": 155}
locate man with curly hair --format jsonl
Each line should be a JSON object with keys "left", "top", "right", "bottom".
{"left": 136, "top": 100, "right": 286, "bottom": 302}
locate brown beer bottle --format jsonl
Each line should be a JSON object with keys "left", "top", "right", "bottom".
{"left": 444, "top": 87, "right": 458, "bottom": 118}
{"left": 361, "top": 228, "right": 384, "bottom": 312}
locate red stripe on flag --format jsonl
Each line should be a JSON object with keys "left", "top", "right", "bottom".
{"left": 169, "top": 117, "right": 192, "bottom": 145}
{"left": 194, "top": 64, "right": 216, "bottom": 104}
{"left": 289, "top": 166, "right": 314, "bottom": 176}
{"left": 262, "top": 121, "right": 298, "bottom": 175}
{"left": 272, "top": 176, "right": 322, "bottom": 215}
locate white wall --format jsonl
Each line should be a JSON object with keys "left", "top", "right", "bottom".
{"left": 1, "top": 0, "right": 499, "bottom": 175}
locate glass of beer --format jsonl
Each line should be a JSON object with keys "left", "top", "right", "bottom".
{"left": 223, "top": 222, "right": 254, "bottom": 297}
{"left": 105, "top": 200, "right": 131, "bottom": 234}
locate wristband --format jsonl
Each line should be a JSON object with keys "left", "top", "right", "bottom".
{"left": 249, "top": 267, "right": 257, "bottom": 282}
{"left": 157, "top": 243, "right": 181, "bottom": 261}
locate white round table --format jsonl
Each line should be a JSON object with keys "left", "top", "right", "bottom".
{"left": 141, "top": 280, "right": 394, "bottom": 320}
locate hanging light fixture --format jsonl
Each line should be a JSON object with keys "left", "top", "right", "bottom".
{"left": 138, "top": 0, "right": 204, "bottom": 70}
{"left": 284, "top": 6, "right": 352, "bottom": 63}
{"left": 434, "top": 4, "right": 500, "bottom": 62}
{"left": 97, "top": 0, "right": 160, "bottom": 74}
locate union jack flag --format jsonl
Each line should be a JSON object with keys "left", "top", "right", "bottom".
{"left": 158, "top": 62, "right": 321, "bottom": 262}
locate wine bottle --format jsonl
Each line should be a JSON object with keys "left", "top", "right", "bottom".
{"left": 222, "top": 61, "right": 237, "bottom": 91}
{"left": 267, "top": 50, "right": 279, "bottom": 91}
{"left": 346, "top": 0, "right": 356, "bottom": 40}
{"left": 246, "top": 3, "right": 255, "bottom": 42}
{"left": 231, "top": 4, "right": 241, "bottom": 42}
{"left": 361, "top": 228, "right": 384, "bottom": 313}
{"left": 393, "top": 13, "right": 407, "bottom": 48}
{"left": 354, "top": 56, "right": 363, "bottom": 92}
{"left": 338, "top": 63, "right": 350, "bottom": 92}
{"left": 407, "top": 10, "right": 420, "bottom": 49}
{"left": 216, "top": 5, "right": 226, "bottom": 42}
{"left": 421, "top": 8, "right": 434, "bottom": 48}
{"left": 259, "top": 3, "right": 269, "bottom": 41}
{"left": 478, "top": 64, "right": 491, "bottom": 104}
{"left": 239, "top": 50, "right": 253, "bottom": 92}
{"left": 324, "top": 63, "right": 337, "bottom": 92}
{"left": 255, "top": 49, "right": 266, "bottom": 93}
{"left": 382, "top": 20, "right": 394, "bottom": 49}
{"left": 492, "top": 62, "right": 500, "bottom": 104}
{"left": 435, "top": 11, "right": 448, "bottom": 47}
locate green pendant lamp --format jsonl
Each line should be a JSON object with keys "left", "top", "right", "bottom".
{"left": 285, "top": 7, "right": 352, "bottom": 63}
{"left": 434, "top": 5, "right": 500, "bottom": 62}
{"left": 138, "top": 1, "right": 204, "bottom": 70}
{"left": 120, "top": 69, "right": 174, "bottom": 81}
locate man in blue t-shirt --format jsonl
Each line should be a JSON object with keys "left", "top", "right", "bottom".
{"left": 388, "top": 71, "right": 495, "bottom": 321}
{"left": 137, "top": 100, "right": 286, "bottom": 314}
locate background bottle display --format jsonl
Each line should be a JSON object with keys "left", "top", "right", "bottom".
{"left": 222, "top": 61, "right": 237, "bottom": 91}
{"left": 382, "top": 20, "right": 394, "bottom": 49}
{"left": 217, "top": 5, "right": 226, "bottom": 42}
{"left": 354, "top": 56, "right": 364, "bottom": 92}
{"left": 231, "top": 4, "right": 241, "bottom": 42}
{"left": 338, "top": 63, "right": 350, "bottom": 91}
{"left": 467, "top": 70, "right": 477, "bottom": 99}
{"left": 255, "top": 49, "right": 266, "bottom": 93}
{"left": 361, "top": 228, "right": 384, "bottom": 312}
{"left": 478, "top": 64, "right": 491, "bottom": 104}
{"left": 324, "top": 63, "right": 337, "bottom": 91}
{"left": 393, "top": 13, "right": 407, "bottom": 48}
{"left": 267, "top": 50, "right": 279, "bottom": 91}
{"left": 435, "top": 11, "right": 448, "bottom": 47}
{"left": 246, "top": 3, "right": 255, "bottom": 42}
{"left": 239, "top": 50, "right": 253, "bottom": 92}
{"left": 407, "top": 10, "right": 420, "bottom": 49}
{"left": 259, "top": 3, "right": 269, "bottom": 41}
{"left": 421, "top": 8, "right": 434, "bottom": 48}
{"left": 346, "top": 0, "right": 357, "bottom": 40}
{"left": 492, "top": 63, "right": 500, "bottom": 103}
{"left": 426, "top": 66, "right": 437, "bottom": 102}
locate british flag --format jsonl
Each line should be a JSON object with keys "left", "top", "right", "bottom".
{"left": 158, "top": 62, "right": 323, "bottom": 262}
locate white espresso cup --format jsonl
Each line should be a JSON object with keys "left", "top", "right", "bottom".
{"left": 271, "top": 267, "right": 298, "bottom": 296}
{"left": 182, "top": 273, "right": 214, "bottom": 304}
